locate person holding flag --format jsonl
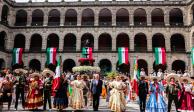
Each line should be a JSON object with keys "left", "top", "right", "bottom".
{"left": 52, "top": 57, "right": 69, "bottom": 110}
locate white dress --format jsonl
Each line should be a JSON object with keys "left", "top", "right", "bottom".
{"left": 109, "top": 81, "right": 126, "bottom": 112}
{"left": 70, "top": 80, "right": 85, "bottom": 109}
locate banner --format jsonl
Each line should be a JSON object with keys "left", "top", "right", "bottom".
{"left": 118, "top": 47, "right": 129, "bottom": 65}
{"left": 46, "top": 48, "right": 57, "bottom": 65}
{"left": 82, "top": 47, "right": 93, "bottom": 59}
{"left": 12, "top": 48, "right": 23, "bottom": 65}
{"left": 154, "top": 47, "right": 166, "bottom": 65}
{"left": 132, "top": 56, "right": 140, "bottom": 95}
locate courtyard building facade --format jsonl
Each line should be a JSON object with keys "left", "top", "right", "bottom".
{"left": 0, "top": 0, "right": 194, "bottom": 76}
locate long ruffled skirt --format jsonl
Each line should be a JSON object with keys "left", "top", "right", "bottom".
{"left": 178, "top": 92, "right": 194, "bottom": 112}
{"left": 146, "top": 93, "right": 167, "bottom": 112}
{"left": 25, "top": 90, "right": 43, "bottom": 109}
{"left": 70, "top": 89, "right": 84, "bottom": 109}
{"left": 109, "top": 89, "right": 126, "bottom": 112}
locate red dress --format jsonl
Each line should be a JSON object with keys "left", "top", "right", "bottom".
{"left": 178, "top": 84, "right": 194, "bottom": 112}
{"left": 25, "top": 78, "right": 43, "bottom": 109}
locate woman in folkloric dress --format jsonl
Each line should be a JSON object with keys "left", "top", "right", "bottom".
{"left": 70, "top": 75, "right": 85, "bottom": 110}
{"left": 178, "top": 77, "right": 194, "bottom": 112}
{"left": 25, "top": 73, "right": 43, "bottom": 110}
{"left": 146, "top": 76, "right": 167, "bottom": 112}
{"left": 108, "top": 75, "right": 126, "bottom": 112}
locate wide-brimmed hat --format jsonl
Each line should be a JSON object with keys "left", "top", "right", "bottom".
{"left": 42, "top": 69, "right": 54, "bottom": 77}
{"left": 150, "top": 76, "right": 161, "bottom": 81}
{"left": 81, "top": 74, "right": 89, "bottom": 79}
{"left": 14, "top": 69, "right": 28, "bottom": 74}
{"left": 30, "top": 72, "right": 42, "bottom": 78}
{"left": 165, "top": 73, "right": 179, "bottom": 83}
{"left": 180, "top": 76, "right": 192, "bottom": 83}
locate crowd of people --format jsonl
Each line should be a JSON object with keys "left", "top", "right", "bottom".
{"left": 0, "top": 68, "right": 193, "bottom": 112}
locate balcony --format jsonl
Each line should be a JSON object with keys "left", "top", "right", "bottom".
{"left": 134, "top": 22, "right": 147, "bottom": 26}
{"left": 81, "top": 22, "right": 94, "bottom": 26}
{"left": 64, "top": 22, "right": 77, "bottom": 26}
{"left": 116, "top": 22, "right": 129, "bottom": 27}
{"left": 152, "top": 22, "right": 165, "bottom": 26}
{"left": 31, "top": 22, "right": 43, "bottom": 26}
{"left": 99, "top": 22, "right": 112, "bottom": 26}
{"left": 170, "top": 22, "right": 184, "bottom": 27}
{"left": 48, "top": 22, "right": 60, "bottom": 26}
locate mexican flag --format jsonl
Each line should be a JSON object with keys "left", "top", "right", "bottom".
{"left": 52, "top": 57, "right": 61, "bottom": 94}
{"left": 118, "top": 47, "right": 129, "bottom": 65}
{"left": 192, "top": 48, "right": 194, "bottom": 66}
{"left": 132, "top": 56, "right": 140, "bottom": 95}
{"left": 46, "top": 48, "right": 57, "bottom": 65}
{"left": 82, "top": 47, "right": 93, "bottom": 59}
{"left": 12, "top": 48, "right": 23, "bottom": 65}
{"left": 154, "top": 47, "right": 166, "bottom": 65}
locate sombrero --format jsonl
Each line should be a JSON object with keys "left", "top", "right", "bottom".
{"left": 81, "top": 74, "right": 89, "bottom": 79}
{"left": 150, "top": 76, "right": 161, "bottom": 81}
{"left": 42, "top": 69, "right": 55, "bottom": 77}
{"left": 14, "top": 69, "right": 28, "bottom": 74}
{"left": 165, "top": 73, "right": 179, "bottom": 83}
{"left": 180, "top": 76, "right": 192, "bottom": 83}
{"left": 30, "top": 72, "right": 42, "bottom": 78}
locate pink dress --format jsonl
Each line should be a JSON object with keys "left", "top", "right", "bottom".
{"left": 178, "top": 84, "right": 194, "bottom": 112}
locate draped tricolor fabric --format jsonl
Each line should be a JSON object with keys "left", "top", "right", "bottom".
{"left": 12, "top": 48, "right": 23, "bottom": 65}
{"left": 132, "top": 56, "right": 139, "bottom": 95}
{"left": 82, "top": 47, "right": 93, "bottom": 59}
{"left": 46, "top": 48, "right": 57, "bottom": 65}
{"left": 118, "top": 47, "right": 129, "bottom": 65}
{"left": 192, "top": 48, "right": 194, "bottom": 66}
{"left": 154, "top": 47, "right": 166, "bottom": 65}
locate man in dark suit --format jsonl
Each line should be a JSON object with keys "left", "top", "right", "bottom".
{"left": 138, "top": 74, "right": 148, "bottom": 112}
{"left": 91, "top": 73, "right": 103, "bottom": 111}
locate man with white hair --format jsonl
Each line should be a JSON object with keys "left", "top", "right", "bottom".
{"left": 90, "top": 73, "right": 103, "bottom": 111}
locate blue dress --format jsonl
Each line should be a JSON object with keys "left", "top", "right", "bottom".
{"left": 146, "top": 82, "right": 167, "bottom": 112}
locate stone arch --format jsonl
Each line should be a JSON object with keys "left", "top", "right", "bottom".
{"left": 169, "top": 8, "right": 183, "bottom": 26}
{"left": 65, "top": 9, "right": 77, "bottom": 26}
{"left": 32, "top": 9, "right": 44, "bottom": 26}
{"left": 14, "top": 34, "right": 25, "bottom": 49}
{"left": 81, "top": 33, "right": 94, "bottom": 49}
{"left": 0, "top": 59, "right": 5, "bottom": 70}
{"left": 134, "top": 8, "right": 147, "bottom": 26}
{"left": 170, "top": 34, "right": 185, "bottom": 52}
{"left": 151, "top": 8, "right": 164, "bottom": 26}
{"left": 63, "top": 59, "right": 76, "bottom": 72}
{"left": 29, "top": 59, "right": 41, "bottom": 71}
{"left": 99, "top": 8, "right": 112, "bottom": 26}
{"left": 47, "top": 33, "right": 59, "bottom": 49}
{"left": 116, "top": 8, "right": 129, "bottom": 26}
{"left": 98, "top": 33, "right": 112, "bottom": 51}
{"left": 64, "top": 33, "right": 76, "bottom": 51}
{"left": 0, "top": 31, "right": 6, "bottom": 50}
{"left": 116, "top": 33, "right": 129, "bottom": 50}
{"left": 15, "top": 10, "right": 27, "bottom": 26}
{"left": 153, "top": 62, "right": 167, "bottom": 72}
{"left": 116, "top": 61, "right": 130, "bottom": 74}
{"left": 81, "top": 8, "right": 94, "bottom": 26}
{"left": 30, "top": 34, "right": 42, "bottom": 52}
{"left": 48, "top": 9, "right": 60, "bottom": 26}
{"left": 152, "top": 33, "right": 165, "bottom": 51}
{"left": 1, "top": 5, "right": 9, "bottom": 24}
{"left": 134, "top": 33, "right": 147, "bottom": 51}
{"left": 99, "top": 59, "right": 112, "bottom": 73}
{"left": 172, "top": 60, "right": 185, "bottom": 73}
{"left": 138, "top": 59, "right": 148, "bottom": 75}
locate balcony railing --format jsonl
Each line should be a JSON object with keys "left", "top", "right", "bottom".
{"left": 48, "top": 22, "right": 60, "bottom": 26}
{"left": 15, "top": 22, "right": 27, "bottom": 26}
{"left": 152, "top": 22, "right": 165, "bottom": 26}
{"left": 81, "top": 22, "right": 94, "bottom": 26}
{"left": 134, "top": 47, "right": 147, "bottom": 52}
{"left": 31, "top": 22, "right": 43, "bottom": 26}
{"left": 64, "top": 22, "right": 77, "bottom": 26}
{"left": 134, "top": 22, "right": 147, "bottom": 26}
{"left": 116, "top": 22, "right": 129, "bottom": 27}
{"left": 98, "top": 47, "right": 112, "bottom": 51}
{"left": 63, "top": 47, "right": 76, "bottom": 51}
{"left": 170, "top": 22, "right": 184, "bottom": 26}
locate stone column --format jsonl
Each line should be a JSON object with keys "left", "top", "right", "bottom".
{"left": 165, "top": 34, "right": 171, "bottom": 52}
{"left": 112, "top": 34, "right": 116, "bottom": 51}
{"left": 147, "top": 12, "right": 152, "bottom": 26}
{"left": 43, "top": 10, "right": 48, "bottom": 26}
{"left": 129, "top": 9, "right": 134, "bottom": 26}
{"left": 129, "top": 33, "right": 134, "bottom": 51}
{"left": 60, "top": 9, "right": 65, "bottom": 26}
{"left": 25, "top": 33, "right": 31, "bottom": 50}
{"left": 112, "top": 10, "right": 116, "bottom": 26}
{"left": 94, "top": 38, "right": 98, "bottom": 51}
{"left": 0, "top": 4, "right": 2, "bottom": 22}
{"left": 164, "top": 10, "right": 170, "bottom": 26}
{"left": 42, "top": 35, "right": 47, "bottom": 51}
{"left": 183, "top": 12, "right": 187, "bottom": 26}
{"left": 147, "top": 34, "right": 152, "bottom": 51}
{"left": 59, "top": 35, "right": 63, "bottom": 51}
{"left": 6, "top": 32, "right": 14, "bottom": 50}
{"left": 95, "top": 11, "right": 99, "bottom": 26}
{"left": 76, "top": 35, "right": 81, "bottom": 51}
{"left": 77, "top": 11, "right": 81, "bottom": 26}
{"left": 8, "top": 8, "right": 16, "bottom": 26}
{"left": 27, "top": 10, "right": 32, "bottom": 26}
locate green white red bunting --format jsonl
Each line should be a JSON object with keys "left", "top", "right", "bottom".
{"left": 192, "top": 48, "right": 194, "bottom": 66}
{"left": 46, "top": 48, "right": 57, "bottom": 65}
{"left": 52, "top": 57, "right": 61, "bottom": 91}
{"left": 12, "top": 48, "right": 23, "bottom": 65}
{"left": 154, "top": 47, "right": 166, "bottom": 65}
{"left": 118, "top": 47, "right": 129, "bottom": 65}
{"left": 82, "top": 47, "right": 93, "bottom": 59}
